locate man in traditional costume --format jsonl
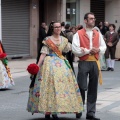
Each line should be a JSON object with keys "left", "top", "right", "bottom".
{"left": 72, "top": 12, "right": 106, "bottom": 120}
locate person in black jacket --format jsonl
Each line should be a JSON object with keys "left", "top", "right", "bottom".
{"left": 101, "top": 21, "right": 109, "bottom": 36}
{"left": 105, "top": 24, "right": 119, "bottom": 71}
{"left": 37, "top": 22, "right": 47, "bottom": 63}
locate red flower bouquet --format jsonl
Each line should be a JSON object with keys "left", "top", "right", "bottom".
{"left": 0, "top": 53, "right": 7, "bottom": 59}
{"left": 27, "top": 63, "right": 39, "bottom": 75}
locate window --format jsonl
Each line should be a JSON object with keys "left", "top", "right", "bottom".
{"left": 66, "top": 0, "right": 76, "bottom": 26}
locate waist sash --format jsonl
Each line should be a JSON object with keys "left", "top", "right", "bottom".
{"left": 86, "top": 55, "right": 103, "bottom": 85}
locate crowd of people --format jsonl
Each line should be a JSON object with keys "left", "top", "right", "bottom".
{"left": 1, "top": 11, "right": 120, "bottom": 120}
{"left": 38, "top": 19, "right": 120, "bottom": 72}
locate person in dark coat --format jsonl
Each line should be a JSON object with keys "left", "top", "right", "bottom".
{"left": 97, "top": 21, "right": 103, "bottom": 34}
{"left": 101, "top": 22, "right": 109, "bottom": 36}
{"left": 105, "top": 24, "right": 119, "bottom": 71}
{"left": 37, "top": 22, "right": 47, "bottom": 63}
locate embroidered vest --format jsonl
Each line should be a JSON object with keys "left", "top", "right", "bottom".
{"left": 78, "top": 28, "right": 99, "bottom": 60}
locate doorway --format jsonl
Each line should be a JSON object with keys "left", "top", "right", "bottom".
{"left": 66, "top": 0, "right": 76, "bottom": 26}
{"left": 39, "top": 0, "right": 46, "bottom": 25}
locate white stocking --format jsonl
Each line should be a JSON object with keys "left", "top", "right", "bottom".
{"left": 106, "top": 58, "right": 112, "bottom": 68}
{"left": 111, "top": 59, "right": 115, "bottom": 68}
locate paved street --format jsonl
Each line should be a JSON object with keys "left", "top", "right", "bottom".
{"left": 0, "top": 58, "right": 120, "bottom": 120}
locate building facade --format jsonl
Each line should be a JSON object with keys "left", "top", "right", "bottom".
{"left": 63, "top": 0, "right": 120, "bottom": 29}
{"left": 0, "top": 0, "right": 120, "bottom": 58}
{"left": 0, "top": 0, "right": 62, "bottom": 58}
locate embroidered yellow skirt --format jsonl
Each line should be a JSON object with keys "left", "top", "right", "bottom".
{"left": 27, "top": 56, "right": 83, "bottom": 114}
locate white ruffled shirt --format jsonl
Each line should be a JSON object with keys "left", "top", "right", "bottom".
{"left": 72, "top": 27, "right": 106, "bottom": 57}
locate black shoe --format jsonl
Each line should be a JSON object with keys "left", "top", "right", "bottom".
{"left": 52, "top": 114, "right": 59, "bottom": 120}
{"left": 45, "top": 114, "right": 50, "bottom": 119}
{"left": 86, "top": 115, "right": 100, "bottom": 120}
{"left": 111, "top": 68, "right": 114, "bottom": 71}
{"left": 107, "top": 67, "right": 111, "bottom": 71}
{"left": 76, "top": 112, "right": 82, "bottom": 118}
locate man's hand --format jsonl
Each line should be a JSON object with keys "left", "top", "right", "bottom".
{"left": 107, "top": 42, "right": 113, "bottom": 47}
{"left": 90, "top": 47, "right": 100, "bottom": 55}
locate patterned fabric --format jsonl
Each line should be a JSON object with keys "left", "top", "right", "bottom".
{"left": 27, "top": 36, "right": 83, "bottom": 114}
{"left": 0, "top": 61, "right": 15, "bottom": 89}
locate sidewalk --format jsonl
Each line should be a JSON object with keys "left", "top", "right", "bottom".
{"left": 8, "top": 58, "right": 36, "bottom": 79}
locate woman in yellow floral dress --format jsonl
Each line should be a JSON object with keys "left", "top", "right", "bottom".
{"left": 27, "top": 22, "right": 83, "bottom": 120}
